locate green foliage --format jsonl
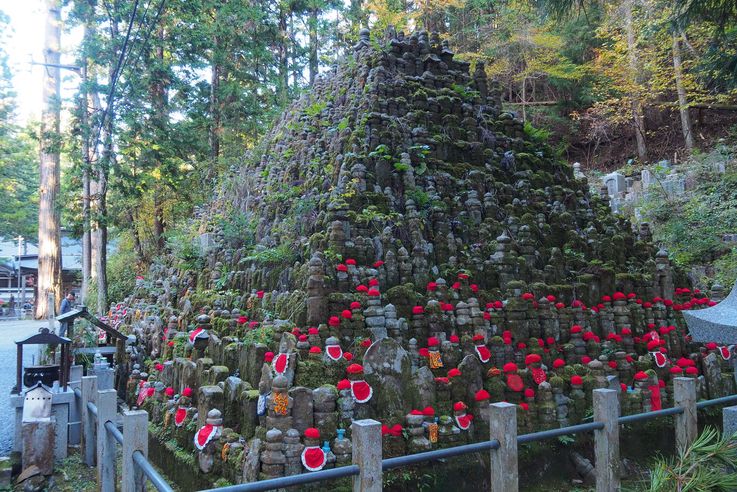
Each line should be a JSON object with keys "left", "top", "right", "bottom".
{"left": 524, "top": 121, "right": 553, "bottom": 143}
{"left": 304, "top": 101, "right": 328, "bottom": 117}
{"left": 98, "top": 237, "right": 137, "bottom": 306}
{"left": 0, "top": 12, "right": 38, "bottom": 239}
{"left": 165, "top": 225, "right": 204, "bottom": 271}
{"left": 642, "top": 427, "right": 737, "bottom": 491}
{"left": 243, "top": 243, "right": 298, "bottom": 266}
{"left": 450, "top": 83, "right": 480, "bottom": 100}
{"left": 638, "top": 145, "right": 737, "bottom": 286}
{"left": 215, "top": 210, "right": 256, "bottom": 248}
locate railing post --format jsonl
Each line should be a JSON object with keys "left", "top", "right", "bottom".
{"left": 593, "top": 388, "right": 619, "bottom": 492}
{"left": 674, "top": 377, "right": 697, "bottom": 452}
{"left": 81, "top": 375, "right": 98, "bottom": 466}
{"left": 489, "top": 402, "right": 518, "bottom": 492}
{"left": 351, "top": 419, "right": 382, "bottom": 492}
{"left": 68, "top": 365, "right": 84, "bottom": 447}
{"left": 96, "top": 389, "right": 118, "bottom": 492}
{"left": 123, "top": 410, "right": 148, "bottom": 492}
{"left": 723, "top": 405, "right": 737, "bottom": 440}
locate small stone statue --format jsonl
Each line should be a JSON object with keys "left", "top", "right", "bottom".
{"left": 301, "top": 427, "right": 327, "bottom": 471}
{"left": 194, "top": 409, "right": 223, "bottom": 473}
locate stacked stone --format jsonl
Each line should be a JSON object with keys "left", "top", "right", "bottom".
{"left": 260, "top": 429, "right": 286, "bottom": 479}
{"left": 363, "top": 292, "right": 387, "bottom": 340}
{"left": 283, "top": 429, "right": 304, "bottom": 476}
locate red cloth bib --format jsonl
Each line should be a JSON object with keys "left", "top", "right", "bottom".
{"left": 475, "top": 345, "right": 491, "bottom": 363}
{"left": 652, "top": 351, "right": 667, "bottom": 368}
{"left": 720, "top": 346, "right": 732, "bottom": 360}
{"left": 301, "top": 446, "right": 327, "bottom": 471}
{"left": 326, "top": 345, "right": 343, "bottom": 361}
{"left": 273, "top": 353, "right": 288, "bottom": 375}
{"left": 455, "top": 413, "right": 473, "bottom": 430}
{"left": 175, "top": 407, "right": 188, "bottom": 427}
{"left": 531, "top": 367, "right": 547, "bottom": 385}
{"left": 648, "top": 384, "right": 662, "bottom": 410}
{"left": 189, "top": 327, "right": 204, "bottom": 344}
{"left": 351, "top": 380, "right": 373, "bottom": 403}
{"left": 194, "top": 424, "right": 221, "bottom": 450}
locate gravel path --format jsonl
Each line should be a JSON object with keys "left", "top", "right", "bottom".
{"left": 0, "top": 319, "right": 56, "bottom": 455}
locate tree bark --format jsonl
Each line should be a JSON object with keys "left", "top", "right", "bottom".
{"left": 36, "top": 0, "right": 63, "bottom": 319}
{"left": 672, "top": 33, "right": 695, "bottom": 151}
{"left": 80, "top": 0, "right": 96, "bottom": 306}
{"left": 151, "top": 24, "right": 167, "bottom": 250}
{"left": 624, "top": 0, "right": 648, "bottom": 161}
{"left": 278, "top": 3, "right": 289, "bottom": 103}
{"left": 96, "top": 111, "right": 111, "bottom": 315}
{"left": 209, "top": 42, "right": 220, "bottom": 167}
{"left": 81, "top": 63, "right": 92, "bottom": 305}
{"left": 309, "top": 6, "right": 318, "bottom": 85}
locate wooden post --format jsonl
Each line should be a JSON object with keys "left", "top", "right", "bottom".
{"left": 122, "top": 410, "right": 148, "bottom": 492}
{"left": 593, "top": 388, "right": 619, "bottom": 492}
{"left": 351, "top": 419, "right": 382, "bottom": 492}
{"left": 489, "top": 402, "right": 518, "bottom": 492}
{"left": 674, "top": 377, "right": 697, "bottom": 452}
{"left": 96, "top": 389, "right": 117, "bottom": 491}
{"left": 81, "top": 375, "right": 97, "bottom": 466}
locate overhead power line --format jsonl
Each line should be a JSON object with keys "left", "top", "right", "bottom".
{"left": 90, "top": 0, "right": 141, "bottom": 162}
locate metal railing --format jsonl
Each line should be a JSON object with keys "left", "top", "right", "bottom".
{"left": 196, "top": 379, "right": 737, "bottom": 492}
{"left": 77, "top": 376, "right": 173, "bottom": 492}
{"left": 73, "top": 373, "right": 737, "bottom": 492}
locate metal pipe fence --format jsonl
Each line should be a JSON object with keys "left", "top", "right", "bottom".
{"left": 73, "top": 374, "right": 737, "bottom": 492}
{"left": 77, "top": 377, "right": 173, "bottom": 492}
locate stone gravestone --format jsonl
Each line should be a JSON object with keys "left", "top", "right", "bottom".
{"left": 363, "top": 338, "right": 412, "bottom": 422}
{"left": 22, "top": 384, "right": 55, "bottom": 475}
{"left": 603, "top": 172, "right": 625, "bottom": 197}
{"left": 641, "top": 169, "right": 652, "bottom": 191}
{"left": 288, "top": 387, "right": 314, "bottom": 434}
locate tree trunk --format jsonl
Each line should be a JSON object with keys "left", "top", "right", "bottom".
{"left": 36, "top": 0, "right": 63, "bottom": 320}
{"left": 129, "top": 209, "right": 144, "bottom": 262}
{"left": 80, "top": 1, "right": 95, "bottom": 305}
{"left": 81, "top": 63, "right": 92, "bottom": 305}
{"left": 209, "top": 53, "right": 220, "bottom": 165}
{"left": 309, "top": 7, "right": 318, "bottom": 85}
{"left": 521, "top": 77, "right": 527, "bottom": 122}
{"left": 278, "top": 4, "right": 289, "bottom": 103}
{"left": 96, "top": 112, "right": 112, "bottom": 315}
{"left": 624, "top": 0, "right": 647, "bottom": 161}
{"left": 151, "top": 24, "right": 167, "bottom": 250}
{"left": 672, "top": 33, "right": 694, "bottom": 151}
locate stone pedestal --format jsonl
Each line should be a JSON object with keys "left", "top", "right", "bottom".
{"left": 12, "top": 389, "right": 73, "bottom": 461}
{"left": 22, "top": 419, "right": 55, "bottom": 475}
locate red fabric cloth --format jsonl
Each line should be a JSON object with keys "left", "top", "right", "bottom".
{"left": 175, "top": 407, "right": 187, "bottom": 427}
{"left": 652, "top": 351, "right": 667, "bottom": 368}
{"left": 649, "top": 384, "right": 662, "bottom": 411}
{"left": 189, "top": 327, "right": 204, "bottom": 344}
{"left": 194, "top": 424, "right": 221, "bottom": 450}
{"left": 326, "top": 345, "right": 343, "bottom": 361}
{"left": 351, "top": 380, "right": 373, "bottom": 403}
{"left": 506, "top": 374, "right": 524, "bottom": 392}
{"left": 531, "top": 367, "right": 547, "bottom": 385}
{"left": 455, "top": 413, "right": 473, "bottom": 430}
{"left": 273, "top": 353, "right": 288, "bottom": 374}
{"left": 475, "top": 345, "right": 491, "bottom": 363}
{"left": 301, "top": 446, "right": 327, "bottom": 471}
